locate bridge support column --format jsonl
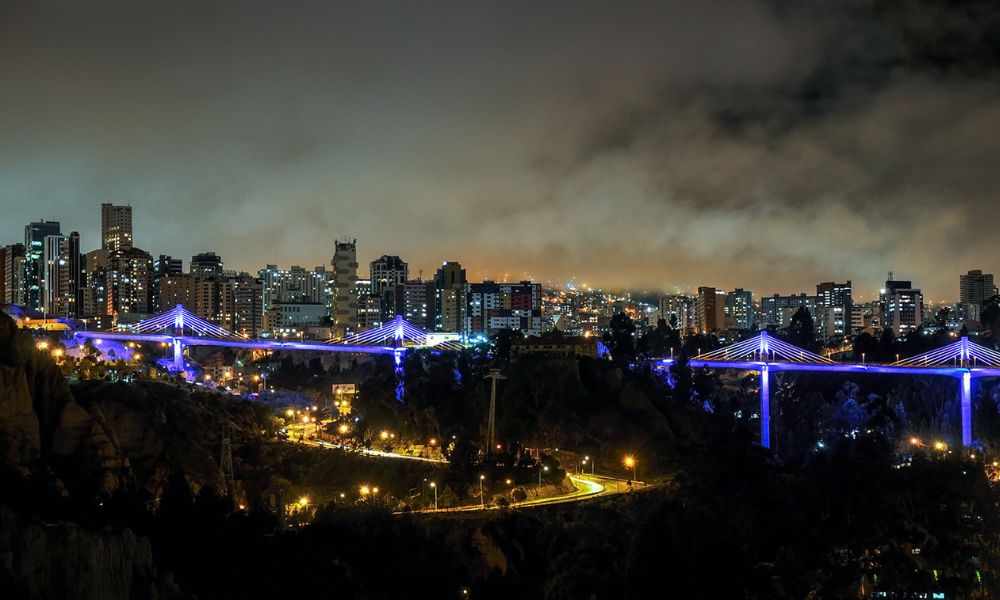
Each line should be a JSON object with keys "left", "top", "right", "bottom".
{"left": 173, "top": 338, "right": 184, "bottom": 373}
{"left": 961, "top": 371, "right": 972, "bottom": 447}
{"left": 760, "top": 364, "right": 770, "bottom": 449}
{"left": 394, "top": 348, "right": 405, "bottom": 402}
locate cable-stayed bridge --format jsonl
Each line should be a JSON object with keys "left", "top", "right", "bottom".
{"left": 656, "top": 331, "right": 1000, "bottom": 448}
{"left": 74, "top": 305, "right": 460, "bottom": 374}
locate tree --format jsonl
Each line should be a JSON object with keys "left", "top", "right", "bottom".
{"left": 786, "top": 306, "right": 815, "bottom": 351}
{"left": 604, "top": 313, "right": 637, "bottom": 367}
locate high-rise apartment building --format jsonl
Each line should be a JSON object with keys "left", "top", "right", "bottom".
{"left": 158, "top": 274, "right": 196, "bottom": 312}
{"left": 816, "top": 281, "right": 853, "bottom": 339}
{"left": 434, "top": 261, "right": 466, "bottom": 333}
{"left": 106, "top": 248, "right": 153, "bottom": 315}
{"left": 0, "top": 244, "right": 26, "bottom": 306}
{"left": 230, "top": 274, "right": 264, "bottom": 338}
{"left": 760, "top": 293, "right": 821, "bottom": 329}
{"left": 42, "top": 233, "right": 69, "bottom": 316}
{"left": 101, "top": 203, "right": 133, "bottom": 252}
{"left": 884, "top": 281, "right": 923, "bottom": 337}
{"left": 355, "top": 279, "right": 382, "bottom": 330}
{"left": 724, "top": 288, "right": 754, "bottom": 330}
{"left": 466, "top": 280, "right": 542, "bottom": 337}
{"left": 694, "top": 286, "right": 724, "bottom": 333}
{"left": 817, "top": 281, "right": 852, "bottom": 310}
{"left": 259, "top": 264, "right": 330, "bottom": 311}
{"left": 395, "top": 280, "right": 437, "bottom": 330}
{"left": 959, "top": 270, "right": 996, "bottom": 323}
{"left": 331, "top": 239, "right": 359, "bottom": 335}
{"left": 658, "top": 294, "right": 695, "bottom": 335}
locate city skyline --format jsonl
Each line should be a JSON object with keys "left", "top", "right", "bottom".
{"left": 1, "top": 203, "right": 993, "bottom": 302}
{"left": 4, "top": 2, "right": 1000, "bottom": 300}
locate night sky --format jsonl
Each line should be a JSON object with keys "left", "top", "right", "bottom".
{"left": 2, "top": 1, "right": 998, "bottom": 300}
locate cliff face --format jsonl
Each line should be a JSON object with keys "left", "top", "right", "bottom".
{"left": 0, "top": 506, "right": 179, "bottom": 600}
{"left": 0, "top": 312, "right": 123, "bottom": 490}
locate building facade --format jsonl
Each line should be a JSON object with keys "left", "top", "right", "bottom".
{"left": 434, "top": 261, "right": 466, "bottom": 333}
{"left": 331, "top": 239, "right": 359, "bottom": 335}
{"left": 101, "top": 203, "right": 133, "bottom": 253}
{"left": 724, "top": 288, "right": 754, "bottom": 331}
{"left": 1, "top": 244, "right": 26, "bottom": 306}
{"left": 466, "top": 280, "right": 542, "bottom": 337}
{"left": 370, "top": 255, "right": 408, "bottom": 297}
{"left": 24, "top": 220, "right": 62, "bottom": 311}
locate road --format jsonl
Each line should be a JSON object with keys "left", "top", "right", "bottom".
{"left": 283, "top": 421, "right": 639, "bottom": 512}
{"left": 284, "top": 422, "right": 448, "bottom": 463}
{"left": 406, "top": 473, "right": 641, "bottom": 514}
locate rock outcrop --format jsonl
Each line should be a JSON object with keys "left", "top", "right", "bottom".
{"left": 0, "top": 506, "right": 179, "bottom": 599}
{"left": 0, "top": 312, "right": 123, "bottom": 490}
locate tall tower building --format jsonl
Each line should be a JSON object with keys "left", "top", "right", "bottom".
{"left": 101, "top": 203, "right": 133, "bottom": 252}
{"left": 331, "top": 239, "right": 359, "bottom": 335}
{"left": 434, "top": 261, "right": 466, "bottom": 333}
{"left": 724, "top": 288, "right": 754, "bottom": 330}
{"left": 67, "top": 232, "right": 83, "bottom": 318}
{"left": 23, "top": 220, "right": 62, "bottom": 311}
{"left": 0, "top": 244, "right": 26, "bottom": 306}
{"left": 882, "top": 276, "right": 923, "bottom": 337}
{"left": 694, "top": 286, "right": 720, "bottom": 333}
{"left": 960, "top": 270, "right": 995, "bottom": 306}
{"left": 42, "top": 233, "right": 73, "bottom": 316}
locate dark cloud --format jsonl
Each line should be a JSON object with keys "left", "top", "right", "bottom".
{"left": 1, "top": 0, "right": 997, "bottom": 299}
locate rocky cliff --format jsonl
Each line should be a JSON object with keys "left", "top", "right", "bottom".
{"left": 0, "top": 311, "right": 123, "bottom": 490}
{"left": 0, "top": 506, "right": 180, "bottom": 599}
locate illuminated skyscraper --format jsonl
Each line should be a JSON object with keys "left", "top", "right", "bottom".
{"left": 42, "top": 233, "right": 70, "bottom": 316}
{"left": 724, "top": 288, "right": 754, "bottom": 331}
{"left": 101, "top": 203, "right": 133, "bottom": 252}
{"left": 434, "top": 261, "right": 466, "bottom": 333}
{"left": 0, "top": 244, "right": 26, "bottom": 306}
{"left": 959, "top": 270, "right": 996, "bottom": 323}
{"left": 23, "top": 220, "right": 62, "bottom": 311}
{"left": 331, "top": 239, "right": 359, "bottom": 335}
{"left": 694, "top": 286, "right": 723, "bottom": 333}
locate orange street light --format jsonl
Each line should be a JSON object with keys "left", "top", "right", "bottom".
{"left": 623, "top": 455, "right": 637, "bottom": 480}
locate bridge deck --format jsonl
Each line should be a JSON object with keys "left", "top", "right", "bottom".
{"left": 657, "top": 358, "right": 1000, "bottom": 378}
{"left": 74, "top": 331, "right": 397, "bottom": 355}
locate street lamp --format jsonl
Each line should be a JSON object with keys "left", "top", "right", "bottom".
{"left": 430, "top": 482, "right": 438, "bottom": 510}
{"left": 479, "top": 475, "right": 485, "bottom": 509}
{"left": 538, "top": 465, "right": 549, "bottom": 488}
{"left": 623, "top": 455, "right": 637, "bottom": 481}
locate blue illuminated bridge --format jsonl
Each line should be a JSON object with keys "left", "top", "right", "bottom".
{"left": 74, "top": 305, "right": 462, "bottom": 392}
{"left": 656, "top": 331, "right": 1000, "bottom": 449}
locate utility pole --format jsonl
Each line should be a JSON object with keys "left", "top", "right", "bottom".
{"left": 485, "top": 369, "right": 506, "bottom": 454}
{"left": 219, "top": 424, "right": 236, "bottom": 498}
